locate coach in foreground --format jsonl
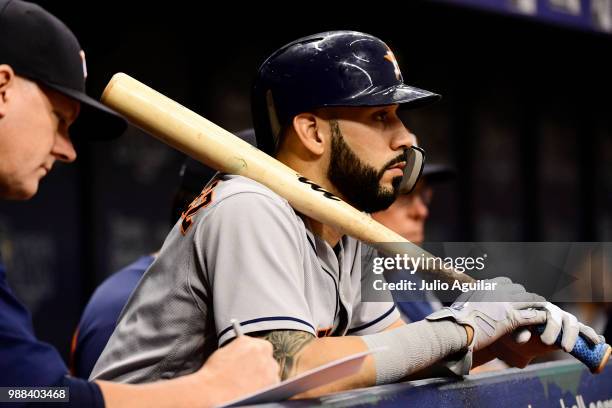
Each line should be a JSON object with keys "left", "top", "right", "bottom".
{"left": 0, "top": 1, "right": 279, "bottom": 406}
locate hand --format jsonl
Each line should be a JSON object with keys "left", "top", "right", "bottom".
{"left": 481, "top": 331, "right": 558, "bottom": 368}
{"left": 194, "top": 336, "right": 280, "bottom": 406}
{"left": 480, "top": 304, "right": 604, "bottom": 368}
{"left": 426, "top": 277, "right": 548, "bottom": 352}
{"left": 514, "top": 303, "right": 603, "bottom": 352}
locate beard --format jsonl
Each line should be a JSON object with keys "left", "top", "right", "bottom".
{"left": 327, "top": 120, "right": 404, "bottom": 213}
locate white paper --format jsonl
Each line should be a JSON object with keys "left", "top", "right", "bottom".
{"left": 218, "top": 348, "right": 381, "bottom": 407}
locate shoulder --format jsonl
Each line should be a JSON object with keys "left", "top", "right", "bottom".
{"left": 201, "top": 174, "right": 299, "bottom": 223}
{"left": 213, "top": 174, "right": 290, "bottom": 207}
{"left": 188, "top": 176, "right": 309, "bottom": 253}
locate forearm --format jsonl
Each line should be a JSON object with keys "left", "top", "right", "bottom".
{"left": 255, "top": 320, "right": 469, "bottom": 398}
{"left": 99, "top": 335, "right": 280, "bottom": 408}
{"left": 96, "top": 373, "right": 213, "bottom": 408}
{"left": 361, "top": 319, "right": 469, "bottom": 384}
{"left": 293, "top": 336, "right": 376, "bottom": 397}
{"left": 251, "top": 329, "right": 375, "bottom": 397}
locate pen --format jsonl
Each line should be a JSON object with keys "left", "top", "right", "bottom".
{"left": 231, "top": 318, "right": 243, "bottom": 337}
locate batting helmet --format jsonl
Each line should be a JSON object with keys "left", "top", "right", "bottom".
{"left": 252, "top": 30, "right": 441, "bottom": 155}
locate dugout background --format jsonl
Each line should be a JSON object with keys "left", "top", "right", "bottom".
{"left": 0, "top": 0, "right": 610, "bottom": 360}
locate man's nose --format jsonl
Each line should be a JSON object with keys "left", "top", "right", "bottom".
{"left": 390, "top": 125, "right": 415, "bottom": 152}
{"left": 52, "top": 132, "right": 77, "bottom": 163}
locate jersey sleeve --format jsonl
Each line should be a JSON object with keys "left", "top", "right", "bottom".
{"left": 197, "top": 192, "right": 317, "bottom": 345}
{"left": 0, "top": 271, "right": 69, "bottom": 388}
{"left": 0, "top": 266, "right": 105, "bottom": 407}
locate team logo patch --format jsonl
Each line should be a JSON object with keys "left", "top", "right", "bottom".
{"left": 180, "top": 179, "right": 220, "bottom": 235}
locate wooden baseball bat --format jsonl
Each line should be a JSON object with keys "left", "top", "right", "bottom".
{"left": 101, "top": 73, "right": 610, "bottom": 373}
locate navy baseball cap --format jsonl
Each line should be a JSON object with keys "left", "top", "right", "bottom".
{"left": 0, "top": 0, "right": 126, "bottom": 139}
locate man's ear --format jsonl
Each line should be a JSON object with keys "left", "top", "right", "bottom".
{"left": 292, "top": 112, "right": 325, "bottom": 156}
{"left": 0, "top": 65, "right": 16, "bottom": 118}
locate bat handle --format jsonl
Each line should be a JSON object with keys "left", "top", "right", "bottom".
{"left": 533, "top": 325, "right": 611, "bottom": 373}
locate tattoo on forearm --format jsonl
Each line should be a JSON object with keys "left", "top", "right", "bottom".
{"left": 254, "top": 330, "right": 315, "bottom": 380}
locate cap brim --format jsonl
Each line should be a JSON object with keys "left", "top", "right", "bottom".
{"left": 45, "top": 83, "right": 127, "bottom": 140}
{"left": 385, "top": 84, "right": 441, "bottom": 109}
{"left": 343, "top": 84, "right": 441, "bottom": 110}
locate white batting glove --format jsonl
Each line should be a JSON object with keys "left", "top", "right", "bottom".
{"left": 514, "top": 303, "right": 603, "bottom": 352}
{"left": 426, "top": 277, "right": 548, "bottom": 352}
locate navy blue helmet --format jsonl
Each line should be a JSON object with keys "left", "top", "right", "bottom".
{"left": 252, "top": 30, "right": 440, "bottom": 155}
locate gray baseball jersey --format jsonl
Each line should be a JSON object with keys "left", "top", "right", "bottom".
{"left": 90, "top": 174, "right": 399, "bottom": 383}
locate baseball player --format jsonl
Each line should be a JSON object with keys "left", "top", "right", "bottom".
{"left": 91, "top": 31, "right": 604, "bottom": 395}
{"left": 0, "top": 1, "right": 279, "bottom": 406}
{"left": 72, "top": 130, "right": 257, "bottom": 379}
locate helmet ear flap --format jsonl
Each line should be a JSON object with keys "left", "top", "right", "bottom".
{"left": 250, "top": 80, "right": 275, "bottom": 155}
{"left": 266, "top": 90, "right": 281, "bottom": 150}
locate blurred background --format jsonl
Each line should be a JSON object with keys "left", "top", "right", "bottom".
{"left": 0, "top": 0, "right": 610, "bottom": 359}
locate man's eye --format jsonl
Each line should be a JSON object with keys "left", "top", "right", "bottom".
{"left": 375, "top": 112, "right": 388, "bottom": 121}
{"left": 54, "top": 112, "right": 67, "bottom": 127}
